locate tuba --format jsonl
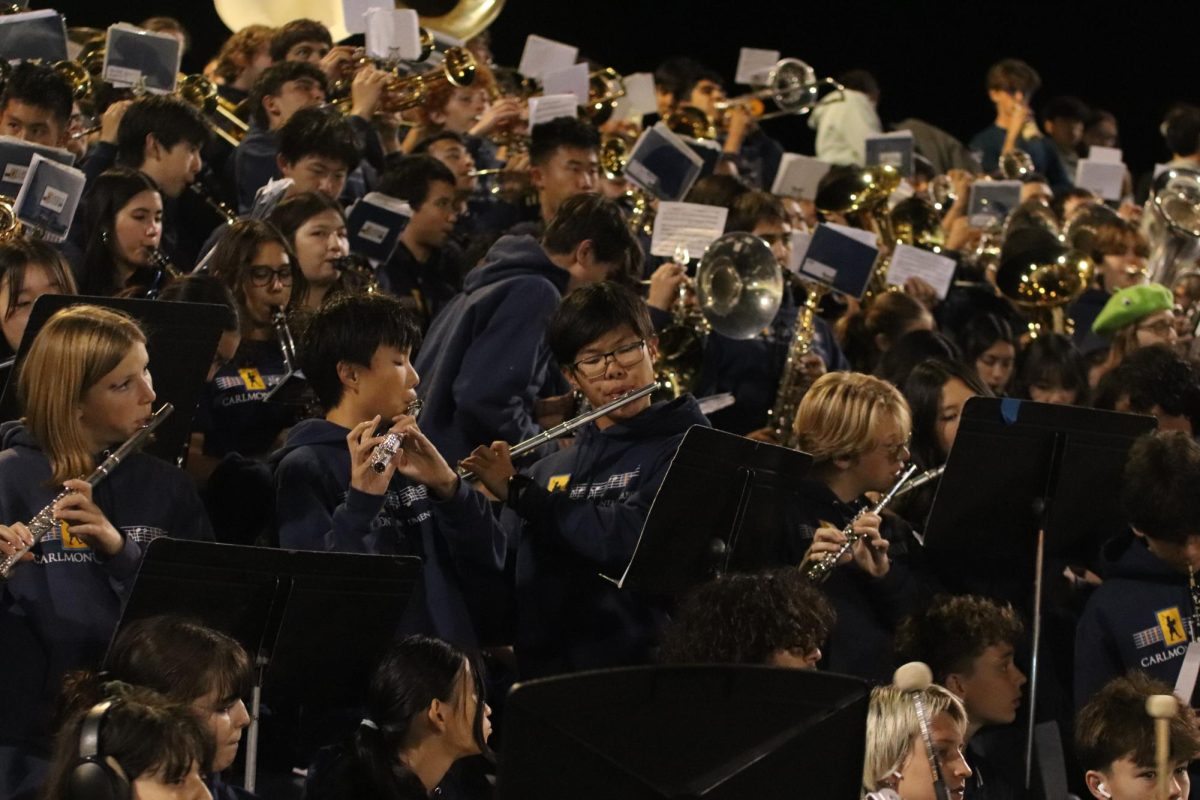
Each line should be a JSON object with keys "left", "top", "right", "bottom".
{"left": 656, "top": 235, "right": 784, "bottom": 398}
{"left": 586, "top": 67, "right": 626, "bottom": 126}
{"left": 995, "top": 224, "right": 1093, "bottom": 337}
{"left": 1146, "top": 167, "right": 1200, "bottom": 290}
{"left": 814, "top": 164, "right": 903, "bottom": 297}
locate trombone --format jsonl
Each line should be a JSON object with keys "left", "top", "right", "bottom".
{"left": 715, "top": 58, "right": 844, "bottom": 121}
{"left": 175, "top": 73, "right": 249, "bottom": 147}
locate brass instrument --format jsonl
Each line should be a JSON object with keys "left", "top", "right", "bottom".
{"left": 176, "top": 73, "right": 249, "bottom": 147}
{"left": 999, "top": 149, "right": 1036, "bottom": 180}
{"left": 814, "top": 164, "right": 903, "bottom": 297}
{"left": 1146, "top": 167, "right": 1200, "bottom": 290}
{"left": 803, "top": 463, "right": 918, "bottom": 584}
{"left": 715, "top": 58, "right": 844, "bottom": 121}
{"left": 457, "top": 383, "right": 659, "bottom": 482}
{"left": 211, "top": 0, "right": 504, "bottom": 43}
{"left": 996, "top": 225, "right": 1093, "bottom": 337}
{"left": 926, "top": 174, "right": 956, "bottom": 215}
{"left": 656, "top": 234, "right": 785, "bottom": 397}
{"left": 332, "top": 47, "right": 477, "bottom": 115}
{"left": 586, "top": 67, "right": 626, "bottom": 125}
{"left": 368, "top": 399, "right": 425, "bottom": 474}
{"left": 767, "top": 281, "right": 829, "bottom": 447}
{"left": 0, "top": 195, "right": 24, "bottom": 242}
{"left": 0, "top": 403, "right": 174, "bottom": 579}
{"left": 599, "top": 135, "right": 653, "bottom": 237}
{"left": 187, "top": 182, "right": 238, "bottom": 226}
{"left": 665, "top": 106, "right": 718, "bottom": 141}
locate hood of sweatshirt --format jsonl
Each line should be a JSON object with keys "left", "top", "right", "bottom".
{"left": 1101, "top": 531, "right": 1187, "bottom": 586}
{"left": 463, "top": 234, "right": 570, "bottom": 295}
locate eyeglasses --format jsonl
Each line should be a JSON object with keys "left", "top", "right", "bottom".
{"left": 875, "top": 439, "right": 911, "bottom": 462}
{"left": 1137, "top": 318, "right": 1176, "bottom": 337}
{"left": 571, "top": 339, "right": 646, "bottom": 379}
{"left": 247, "top": 266, "right": 293, "bottom": 287}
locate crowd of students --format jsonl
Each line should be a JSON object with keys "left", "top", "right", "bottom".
{"left": 0, "top": 7, "right": 1199, "bottom": 800}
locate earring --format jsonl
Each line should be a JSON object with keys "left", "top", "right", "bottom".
{"left": 100, "top": 229, "right": 109, "bottom": 244}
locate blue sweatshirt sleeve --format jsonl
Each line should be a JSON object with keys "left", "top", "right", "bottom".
{"left": 431, "top": 478, "right": 512, "bottom": 572}
{"left": 274, "top": 453, "right": 386, "bottom": 553}
{"left": 450, "top": 280, "right": 561, "bottom": 449}
{"left": 1074, "top": 593, "right": 1125, "bottom": 708}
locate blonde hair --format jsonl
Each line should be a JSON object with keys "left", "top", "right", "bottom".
{"left": 18, "top": 305, "right": 146, "bottom": 485}
{"left": 793, "top": 372, "right": 912, "bottom": 464}
{"left": 863, "top": 684, "right": 967, "bottom": 796}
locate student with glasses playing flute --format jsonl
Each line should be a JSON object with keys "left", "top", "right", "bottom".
{"left": 393, "top": 282, "right": 709, "bottom": 679}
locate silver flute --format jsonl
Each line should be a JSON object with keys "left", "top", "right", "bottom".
{"left": 368, "top": 400, "right": 425, "bottom": 474}
{"left": 803, "top": 463, "right": 919, "bottom": 583}
{"left": 0, "top": 403, "right": 174, "bottom": 579}
{"left": 889, "top": 465, "right": 945, "bottom": 501}
{"left": 458, "top": 382, "right": 659, "bottom": 482}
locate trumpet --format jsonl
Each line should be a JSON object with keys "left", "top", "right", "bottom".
{"left": 457, "top": 382, "right": 659, "bottom": 481}
{"left": 175, "top": 73, "right": 250, "bottom": 147}
{"left": 332, "top": 47, "right": 477, "bottom": 115}
{"left": 803, "top": 463, "right": 918, "bottom": 583}
{"left": 0, "top": 403, "right": 173, "bottom": 579}
{"left": 368, "top": 400, "right": 425, "bottom": 474}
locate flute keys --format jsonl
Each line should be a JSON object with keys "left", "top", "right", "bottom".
{"left": 369, "top": 433, "right": 404, "bottom": 474}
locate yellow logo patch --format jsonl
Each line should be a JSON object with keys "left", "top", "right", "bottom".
{"left": 1158, "top": 607, "right": 1188, "bottom": 646}
{"left": 547, "top": 474, "right": 571, "bottom": 492}
{"left": 60, "top": 521, "right": 87, "bottom": 549}
{"left": 239, "top": 368, "right": 266, "bottom": 391}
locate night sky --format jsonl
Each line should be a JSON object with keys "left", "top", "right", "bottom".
{"left": 43, "top": 0, "right": 1194, "bottom": 174}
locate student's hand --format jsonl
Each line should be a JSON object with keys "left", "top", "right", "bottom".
{"left": 722, "top": 104, "right": 753, "bottom": 154}
{"left": 470, "top": 98, "right": 523, "bottom": 137}
{"left": 945, "top": 216, "right": 981, "bottom": 253}
{"left": 55, "top": 482, "right": 123, "bottom": 558}
{"left": 320, "top": 45, "right": 358, "bottom": 83}
{"left": 647, "top": 261, "right": 687, "bottom": 311}
{"left": 347, "top": 416, "right": 396, "bottom": 496}
{"left": 1118, "top": 199, "right": 1142, "bottom": 223}
{"left": 460, "top": 441, "right": 516, "bottom": 502}
{"left": 848, "top": 512, "right": 890, "bottom": 578}
{"left": 800, "top": 525, "right": 855, "bottom": 574}
{"left": 745, "top": 427, "right": 781, "bottom": 444}
{"left": 389, "top": 419, "right": 459, "bottom": 501}
{"left": 99, "top": 99, "right": 133, "bottom": 145}
{"left": 903, "top": 276, "right": 939, "bottom": 310}
{"left": 0, "top": 522, "right": 34, "bottom": 564}
{"left": 350, "top": 65, "right": 390, "bottom": 120}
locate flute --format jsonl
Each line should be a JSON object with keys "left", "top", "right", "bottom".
{"left": 803, "top": 463, "right": 918, "bottom": 583}
{"left": 0, "top": 403, "right": 174, "bottom": 579}
{"left": 890, "top": 465, "right": 945, "bottom": 501}
{"left": 457, "top": 382, "right": 659, "bottom": 482}
{"left": 367, "top": 400, "right": 426, "bottom": 474}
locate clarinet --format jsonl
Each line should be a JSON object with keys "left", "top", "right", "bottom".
{"left": 367, "top": 400, "right": 425, "bottom": 474}
{"left": 144, "top": 248, "right": 181, "bottom": 299}
{"left": 803, "top": 463, "right": 918, "bottom": 583}
{"left": 0, "top": 403, "right": 174, "bottom": 579}
{"left": 457, "top": 382, "right": 659, "bottom": 481}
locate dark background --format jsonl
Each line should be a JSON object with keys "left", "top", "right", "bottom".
{"left": 41, "top": 0, "right": 1193, "bottom": 174}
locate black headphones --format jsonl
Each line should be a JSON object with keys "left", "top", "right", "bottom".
{"left": 66, "top": 700, "right": 131, "bottom": 800}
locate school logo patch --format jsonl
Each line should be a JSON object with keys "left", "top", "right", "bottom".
{"left": 547, "top": 474, "right": 571, "bottom": 492}
{"left": 239, "top": 368, "right": 266, "bottom": 391}
{"left": 60, "top": 521, "right": 87, "bottom": 549}
{"left": 1158, "top": 607, "right": 1189, "bottom": 646}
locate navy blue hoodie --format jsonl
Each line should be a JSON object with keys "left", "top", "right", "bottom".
{"left": 433, "top": 396, "right": 710, "bottom": 679}
{"left": 414, "top": 234, "right": 571, "bottom": 467}
{"left": 270, "top": 419, "right": 477, "bottom": 648}
{"left": 0, "top": 423, "right": 213, "bottom": 794}
{"left": 1074, "top": 533, "right": 1196, "bottom": 708}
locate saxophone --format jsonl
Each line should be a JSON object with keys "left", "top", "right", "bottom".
{"left": 767, "top": 281, "right": 829, "bottom": 447}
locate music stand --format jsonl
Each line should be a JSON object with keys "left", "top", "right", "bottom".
{"left": 498, "top": 665, "right": 869, "bottom": 800}
{"left": 618, "top": 426, "right": 812, "bottom": 597}
{"left": 110, "top": 538, "right": 422, "bottom": 792}
{"left": 923, "top": 397, "right": 1154, "bottom": 788}
{"left": 0, "top": 295, "right": 225, "bottom": 462}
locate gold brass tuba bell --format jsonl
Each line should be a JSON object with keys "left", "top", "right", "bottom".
{"left": 996, "top": 225, "right": 1093, "bottom": 336}
{"left": 815, "top": 164, "right": 902, "bottom": 297}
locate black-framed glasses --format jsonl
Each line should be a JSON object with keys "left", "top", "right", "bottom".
{"left": 571, "top": 339, "right": 646, "bottom": 378}
{"left": 247, "top": 266, "right": 293, "bottom": 287}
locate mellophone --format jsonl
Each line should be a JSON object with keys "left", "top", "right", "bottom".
{"left": 365, "top": 382, "right": 660, "bottom": 479}
{"left": 0, "top": 403, "right": 174, "bottom": 579}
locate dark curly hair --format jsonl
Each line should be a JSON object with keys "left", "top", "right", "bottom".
{"left": 658, "top": 569, "right": 835, "bottom": 665}
{"left": 1093, "top": 344, "right": 1200, "bottom": 433}
{"left": 1121, "top": 431, "right": 1200, "bottom": 544}
{"left": 895, "top": 594, "right": 1024, "bottom": 684}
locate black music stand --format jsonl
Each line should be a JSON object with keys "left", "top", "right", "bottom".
{"left": 618, "top": 426, "right": 812, "bottom": 597}
{"left": 0, "top": 295, "right": 225, "bottom": 462}
{"left": 923, "top": 397, "right": 1154, "bottom": 788}
{"left": 498, "top": 665, "right": 869, "bottom": 800}
{"left": 110, "top": 538, "right": 423, "bottom": 792}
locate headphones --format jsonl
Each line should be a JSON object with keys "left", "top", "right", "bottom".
{"left": 1097, "top": 782, "right": 1112, "bottom": 799}
{"left": 66, "top": 701, "right": 131, "bottom": 800}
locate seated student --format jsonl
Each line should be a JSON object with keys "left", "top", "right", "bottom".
{"left": 1075, "top": 673, "right": 1199, "bottom": 800}
{"left": 267, "top": 192, "right": 353, "bottom": 310}
{"left": 0, "top": 305, "right": 212, "bottom": 798}
{"left": 968, "top": 59, "right": 1070, "bottom": 191}
{"left": 64, "top": 615, "right": 253, "bottom": 800}
{"left": 410, "top": 60, "right": 513, "bottom": 171}
{"left": 414, "top": 193, "right": 641, "bottom": 467}
{"left": 689, "top": 191, "right": 849, "bottom": 436}
{"left": 41, "top": 683, "right": 214, "bottom": 800}
{"left": 876, "top": 330, "right": 961, "bottom": 391}
{"left": 1011, "top": 333, "right": 1090, "bottom": 406}
{"left": 511, "top": 116, "right": 601, "bottom": 237}
{"left": 657, "top": 568, "right": 835, "bottom": 668}
{"left": 1067, "top": 213, "right": 1149, "bottom": 339}
{"left": 269, "top": 18, "right": 345, "bottom": 82}
{"left": 211, "top": 24, "right": 275, "bottom": 107}
{"left": 307, "top": 635, "right": 491, "bottom": 800}
{"left": 1075, "top": 431, "right": 1200, "bottom": 707}
{"left": 864, "top": 683, "right": 973, "bottom": 800}
{"left": 958, "top": 313, "right": 1018, "bottom": 396}
{"left": 809, "top": 68, "right": 883, "bottom": 167}
{"left": 0, "top": 239, "right": 77, "bottom": 362}
{"left": 271, "top": 293, "right": 476, "bottom": 645}
{"left": 837, "top": 291, "right": 934, "bottom": 374}
{"left": 397, "top": 281, "right": 709, "bottom": 678}
{"left": 1093, "top": 345, "right": 1200, "bottom": 436}
{"left": 1090, "top": 284, "right": 1177, "bottom": 387}
{"left": 412, "top": 131, "right": 520, "bottom": 249}
{"left": 235, "top": 62, "right": 328, "bottom": 213}
{"left": 376, "top": 155, "right": 467, "bottom": 330}
{"left": 0, "top": 61, "right": 72, "bottom": 148}
{"left": 1039, "top": 95, "right": 1090, "bottom": 179}
{"left": 790, "top": 372, "right": 923, "bottom": 683}
{"left": 157, "top": 275, "right": 242, "bottom": 383}
{"left": 74, "top": 168, "right": 169, "bottom": 298}
{"left": 895, "top": 595, "right": 1027, "bottom": 800}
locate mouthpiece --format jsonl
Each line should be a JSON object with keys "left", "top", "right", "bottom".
{"left": 894, "top": 661, "right": 933, "bottom": 693}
